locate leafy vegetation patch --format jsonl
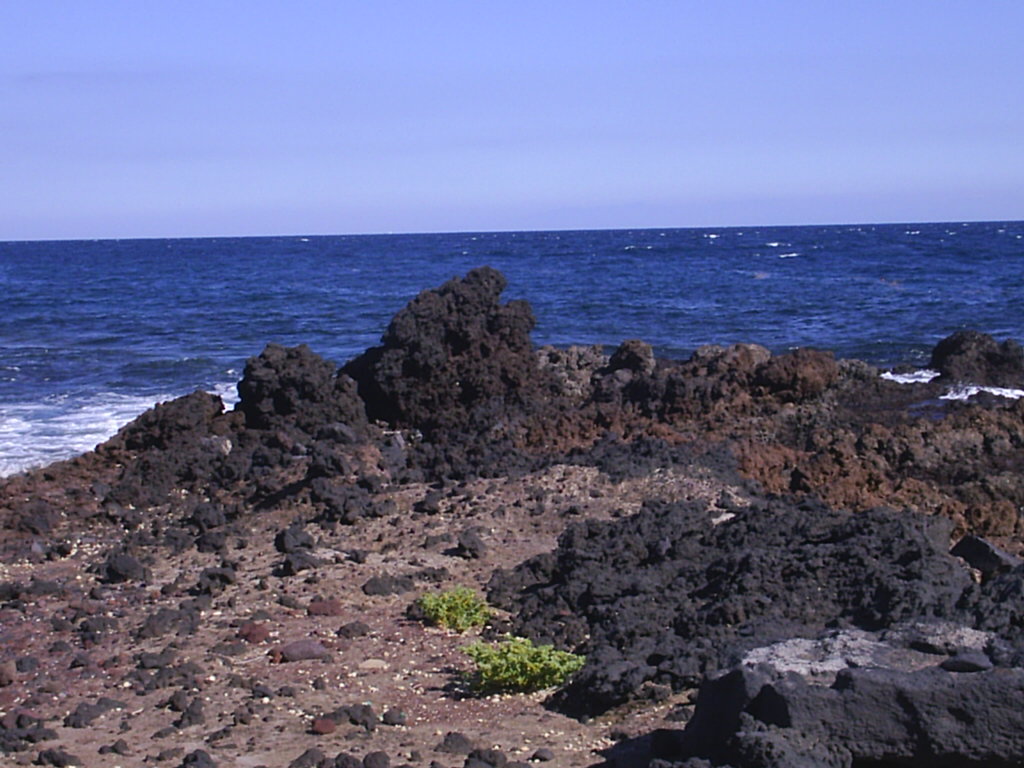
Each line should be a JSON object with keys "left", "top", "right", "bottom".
{"left": 464, "top": 636, "right": 586, "bottom": 693}
{"left": 415, "top": 587, "right": 491, "bottom": 632}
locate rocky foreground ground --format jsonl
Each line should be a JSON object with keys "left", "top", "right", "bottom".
{"left": 2, "top": 267, "right": 1024, "bottom": 768}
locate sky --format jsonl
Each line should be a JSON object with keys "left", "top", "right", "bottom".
{"left": 1, "top": 1, "right": 1022, "bottom": 240}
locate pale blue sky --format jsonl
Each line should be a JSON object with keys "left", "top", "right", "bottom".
{"left": 2, "top": 1, "right": 1022, "bottom": 239}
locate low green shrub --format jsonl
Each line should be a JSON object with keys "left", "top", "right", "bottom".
{"left": 415, "top": 587, "right": 491, "bottom": 632}
{"left": 463, "top": 635, "right": 586, "bottom": 693}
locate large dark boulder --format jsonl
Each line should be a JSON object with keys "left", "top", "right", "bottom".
{"left": 489, "top": 498, "right": 975, "bottom": 716}
{"left": 929, "top": 330, "right": 1024, "bottom": 387}
{"left": 237, "top": 343, "right": 367, "bottom": 434}
{"left": 754, "top": 348, "right": 840, "bottom": 402}
{"left": 659, "top": 628, "right": 1024, "bottom": 767}
{"left": 100, "top": 391, "right": 230, "bottom": 507}
{"left": 109, "top": 390, "right": 224, "bottom": 453}
{"left": 343, "top": 267, "right": 546, "bottom": 435}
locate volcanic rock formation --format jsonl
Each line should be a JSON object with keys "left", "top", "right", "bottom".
{"left": 2, "top": 267, "right": 1024, "bottom": 768}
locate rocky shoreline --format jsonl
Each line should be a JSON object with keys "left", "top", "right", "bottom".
{"left": 2, "top": 267, "right": 1024, "bottom": 767}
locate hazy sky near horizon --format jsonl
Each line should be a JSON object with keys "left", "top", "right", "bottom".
{"left": 2, "top": 1, "right": 1022, "bottom": 240}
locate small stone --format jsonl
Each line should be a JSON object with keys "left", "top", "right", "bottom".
{"left": 363, "top": 751, "right": 390, "bottom": 768}
{"left": 362, "top": 574, "right": 414, "bottom": 596}
{"left": 382, "top": 709, "right": 407, "bottom": 726}
{"left": 307, "top": 599, "right": 344, "bottom": 616}
{"left": 237, "top": 622, "right": 270, "bottom": 647}
{"left": 98, "top": 738, "right": 131, "bottom": 756}
{"left": 35, "top": 749, "right": 82, "bottom": 767}
{"left": 436, "top": 731, "right": 475, "bottom": 755}
{"left": 272, "top": 639, "right": 329, "bottom": 663}
{"left": 530, "top": 747, "right": 555, "bottom": 762}
{"left": 138, "top": 649, "right": 176, "bottom": 669}
{"left": 174, "top": 698, "right": 205, "bottom": 728}
{"left": 941, "top": 651, "right": 993, "bottom": 673}
{"left": 167, "top": 690, "right": 190, "bottom": 712}
{"left": 467, "top": 747, "right": 507, "bottom": 767}
{"left": 181, "top": 749, "right": 217, "bottom": 767}
{"left": 100, "top": 552, "right": 147, "bottom": 583}
{"left": 952, "top": 535, "right": 1022, "bottom": 576}
{"left": 288, "top": 747, "right": 325, "bottom": 768}
{"left": 455, "top": 527, "right": 487, "bottom": 559}
{"left": 347, "top": 703, "right": 378, "bottom": 732}
{"left": 0, "top": 660, "right": 17, "bottom": 686}
{"left": 275, "top": 525, "right": 314, "bottom": 554}
{"left": 311, "top": 716, "right": 337, "bottom": 735}
{"left": 337, "top": 621, "right": 370, "bottom": 638}
{"left": 358, "top": 658, "right": 388, "bottom": 671}
{"left": 279, "top": 551, "right": 320, "bottom": 576}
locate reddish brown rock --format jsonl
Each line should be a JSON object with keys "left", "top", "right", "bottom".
{"left": 754, "top": 347, "right": 839, "bottom": 401}
{"left": 0, "top": 661, "right": 16, "bottom": 687}
{"left": 307, "top": 599, "right": 344, "bottom": 617}
{"left": 310, "top": 716, "right": 337, "bottom": 735}
{"left": 237, "top": 622, "right": 271, "bottom": 644}
{"left": 271, "top": 639, "right": 330, "bottom": 663}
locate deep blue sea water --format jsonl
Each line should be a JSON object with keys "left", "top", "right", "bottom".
{"left": 2, "top": 221, "right": 1023, "bottom": 476}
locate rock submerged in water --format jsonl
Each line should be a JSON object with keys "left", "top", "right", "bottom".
{"left": 930, "top": 329, "right": 1024, "bottom": 387}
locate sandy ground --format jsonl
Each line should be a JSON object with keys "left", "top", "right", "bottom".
{"left": 0, "top": 463, "right": 750, "bottom": 768}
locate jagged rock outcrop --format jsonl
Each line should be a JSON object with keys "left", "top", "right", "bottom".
{"left": 3, "top": 268, "right": 1024, "bottom": 767}
{"left": 342, "top": 266, "right": 572, "bottom": 479}
{"left": 344, "top": 266, "right": 549, "bottom": 435}
{"left": 99, "top": 391, "right": 231, "bottom": 507}
{"left": 930, "top": 329, "right": 1024, "bottom": 386}
{"left": 753, "top": 347, "right": 839, "bottom": 402}
{"left": 736, "top": 387, "right": 1024, "bottom": 537}
{"left": 488, "top": 498, "right": 979, "bottom": 716}
{"left": 4, "top": 271, "right": 1024, "bottom": 546}
{"left": 237, "top": 342, "right": 367, "bottom": 435}
{"left": 650, "top": 627, "right": 1024, "bottom": 767}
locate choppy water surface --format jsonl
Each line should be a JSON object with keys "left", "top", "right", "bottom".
{"left": 2, "top": 221, "right": 1022, "bottom": 474}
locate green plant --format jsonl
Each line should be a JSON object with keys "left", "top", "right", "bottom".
{"left": 463, "top": 635, "right": 586, "bottom": 693}
{"left": 415, "top": 587, "right": 491, "bottom": 632}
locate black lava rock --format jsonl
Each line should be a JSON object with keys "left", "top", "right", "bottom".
{"left": 362, "top": 574, "right": 414, "bottom": 596}
{"left": 489, "top": 498, "right": 974, "bottom": 716}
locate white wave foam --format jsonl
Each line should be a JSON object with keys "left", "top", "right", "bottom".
{"left": 880, "top": 369, "right": 940, "bottom": 384}
{"left": 0, "top": 392, "right": 166, "bottom": 477}
{"left": 778, "top": 252, "right": 799, "bottom": 259}
{"left": 878, "top": 370, "right": 1024, "bottom": 400}
{"left": 0, "top": 378, "right": 240, "bottom": 478}
{"left": 940, "top": 385, "right": 1024, "bottom": 401}
{"left": 207, "top": 379, "right": 240, "bottom": 409}
{"left": 766, "top": 241, "right": 783, "bottom": 247}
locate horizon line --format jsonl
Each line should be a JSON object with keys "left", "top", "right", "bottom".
{"left": 2, "top": 216, "right": 1021, "bottom": 245}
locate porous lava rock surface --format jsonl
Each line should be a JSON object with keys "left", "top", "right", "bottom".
{"left": 344, "top": 266, "right": 545, "bottom": 433}
{"left": 487, "top": 498, "right": 1024, "bottom": 717}
{"left": 930, "top": 329, "right": 1024, "bottom": 386}
{"left": 647, "top": 626, "right": 1024, "bottom": 767}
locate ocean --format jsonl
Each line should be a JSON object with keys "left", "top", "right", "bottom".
{"left": 2, "top": 221, "right": 1023, "bottom": 477}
